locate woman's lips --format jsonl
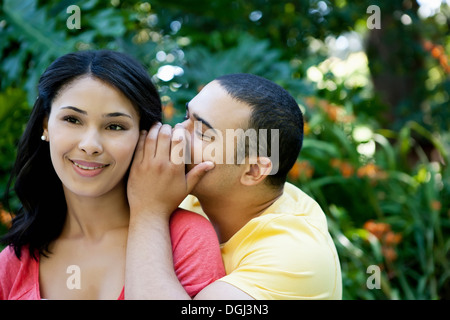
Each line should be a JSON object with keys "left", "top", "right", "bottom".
{"left": 70, "top": 159, "right": 110, "bottom": 177}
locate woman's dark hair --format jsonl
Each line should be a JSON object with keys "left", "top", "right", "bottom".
{"left": 1, "top": 50, "right": 162, "bottom": 259}
{"left": 215, "top": 73, "right": 303, "bottom": 188}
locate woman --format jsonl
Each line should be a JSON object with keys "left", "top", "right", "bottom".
{"left": 0, "top": 50, "right": 225, "bottom": 299}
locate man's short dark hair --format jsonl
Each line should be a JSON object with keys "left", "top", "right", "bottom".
{"left": 216, "top": 73, "right": 303, "bottom": 188}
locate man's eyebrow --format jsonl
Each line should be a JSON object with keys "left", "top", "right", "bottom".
{"left": 186, "top": 102, "right": 218, "bottom": 134}
{"left": 60, "top": 106, "right": 132, "bottom": 119}
{"left": 193, "top": 113, "right": 218, "bottom": 135}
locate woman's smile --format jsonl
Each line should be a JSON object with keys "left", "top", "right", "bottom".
{"left": 70, "top": 159, "right": 111, "bottom": 178}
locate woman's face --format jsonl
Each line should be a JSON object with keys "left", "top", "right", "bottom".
{"left": 44, "top": 76, "right": 140, "bottom": 198}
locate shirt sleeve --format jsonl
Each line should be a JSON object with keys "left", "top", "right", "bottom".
{"left": 169, "top": 208, "right": 225, "bottom": 298}
{"left": 0, "top": 246, "right": 13, "bottom": 300}
{"left": 218, "top": 214, "right": 341, "bottom": 300}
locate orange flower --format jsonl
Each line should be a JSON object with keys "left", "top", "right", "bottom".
{"left": 363, "top": 220, "right": 402, "bottom": 263}
{"left": 330, "top": 158, "right": 342, "bottom": 168}
{"left": 357, "top": 163, "right": 377, "bottom": 178}
{"left": 303, "top": 97, "right": 354, "bottom": 123}
{"left": 422, "top": 40, "right": 450, "bottom": 74}
{"left": 330, "top": 159, "right": 354, "bottom": 178}
{"left": 357, "top": 163, "right": 387, "bottom": 180}
{"left": 162, "top": 101, "right": 175, "bottom": 121}
{"left": 422, "top": 40, "right": 433, "bottom": 51}
{"left": 382, "top": 246, "right": 398, "bottom": 263}
{"left": 322, "top": 103, "right": 341, "bottom": 122}
{"left": 340, "top": 162, "right": 354, "bottom": 178}
{"left": 431, "top": 46, "right": 443, "bottom": 59}
{"left": 303, "top": 121, "right": 310, "bottom": 136}
{"left": 364, "top": 220, "right": 390, "bottom": 240}
{"left": 288, "top": 160, "right": 314, "bottom": 181}
{"left": 431, "top": 200, "right": 442, "bottom": 211}
{"left": 0, "top": 206, "right": 13, "bottom": 229}
{"left": 384, "top": 231, "right": 402, "bottom": 246}
{"left": 304, "top": 96, "right": 317, "bottom": 109}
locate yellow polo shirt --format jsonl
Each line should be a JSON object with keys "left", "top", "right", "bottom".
{"left": 180, "top": 182, "right": 342, "bottom": 300}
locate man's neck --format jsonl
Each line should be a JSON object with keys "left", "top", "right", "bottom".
{"left": 196, "top": 186, "right": 283, "bottom": 243}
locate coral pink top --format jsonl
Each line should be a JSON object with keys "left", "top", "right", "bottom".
{"left": 0, "top": 209, "right": 225, "bottom": 299}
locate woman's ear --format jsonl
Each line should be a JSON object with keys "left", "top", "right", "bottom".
{"left": 240, "top": 157, "right": 273, "bottom": 186}
{"left": 42, "top": 116, "right": 49, "bottom": 141}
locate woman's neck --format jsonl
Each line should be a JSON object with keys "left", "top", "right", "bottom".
{"left": 61, "top": 182, "right": 130, "bottom": 241}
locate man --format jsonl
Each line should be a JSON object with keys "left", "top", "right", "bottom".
{"left": 125, "top": 73, "right": 342, "bottom": 299}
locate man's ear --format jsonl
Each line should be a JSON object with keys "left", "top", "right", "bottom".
{"left": 240, "top": 157, "right": 273, "bottom": 186}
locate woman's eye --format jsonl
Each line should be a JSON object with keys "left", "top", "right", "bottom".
{"left": 107, "top": 124, "right": 125, "bottom": 131}
{"left": 63, "top": 116, "right": 80, "bottom": 124}
{"left": 184, "top": 110, "right": 189, "bottom": 120}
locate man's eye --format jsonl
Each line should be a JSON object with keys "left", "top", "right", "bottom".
{"left": 196, "top": 131, "right": 212, "bottom": 142}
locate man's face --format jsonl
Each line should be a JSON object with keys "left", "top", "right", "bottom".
{"left": 180, "top": 81, "right": 252, "bottom": 198}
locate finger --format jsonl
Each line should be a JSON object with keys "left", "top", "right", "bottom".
{"left": 133, "top": 130, "right": 147, "bottom": 164}
{"left": 145, "top": 122, "right": 162, "bottom": 159}
{"left": 170, "top": 124, "right": 188, "bottom": 165}
{"left": 185, "top": 161, "right": 215, "bottom": 193}
{"left": 154, "top": 124, "right": 173, "bottom": 160}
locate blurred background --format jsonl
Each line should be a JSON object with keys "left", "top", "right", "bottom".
{"left": 0, "top": 0, "right": 449, "bottom": 299}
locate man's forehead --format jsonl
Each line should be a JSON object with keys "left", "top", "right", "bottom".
{"left": 189, "top": 81, "right": 227, "bottom": 106}
{"left": 189, "top": 81, "right": 252, "bottom": 129}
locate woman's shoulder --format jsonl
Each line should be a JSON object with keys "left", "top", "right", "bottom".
{"left": 0, "top": 245, "right": 38, "bottom": 300}
{"left": 169, "top": 209, "right": 225, "bottom": 298}
{"left": 169, "top": 208, "right": 217, "bottom": 247}
{"left": 170, "top": 208, "right": 210, "bottom": 227}
{"left": 0, "top": 245, "right": 36, "bottom": 277}
{"left": 0, "top": 245, "right": 22, "bottom": 268}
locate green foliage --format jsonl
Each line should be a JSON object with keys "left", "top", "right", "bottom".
{"left": 0, "top": 88, "right": 29, "bottom": 207}
{"left": 288, "top": 97, "right": 450, "bottom": 299}
{"left": 0, "top": 0, "right": 448, "bottom": 299}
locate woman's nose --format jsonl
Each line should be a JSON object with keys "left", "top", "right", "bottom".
{"left": 78, "top": 129, "right": 103, "bottom": 155}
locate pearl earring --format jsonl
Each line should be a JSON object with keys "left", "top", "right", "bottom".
{"left": 41, "top": 135, "right": 47, "bottom": 141}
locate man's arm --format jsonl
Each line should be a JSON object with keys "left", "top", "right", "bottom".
{"left": 195, "top": 281, "right": 254, "bottom": 300}
{"left": 125, "top": 124, "right": 253, "bottom": 299}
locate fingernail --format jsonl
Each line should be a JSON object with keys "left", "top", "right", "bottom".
{"left": 204, "top": 161, "right": 215, "bottom": 171}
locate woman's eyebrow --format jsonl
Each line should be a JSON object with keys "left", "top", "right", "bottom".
{"left": 60, "top": 106, "right": 87, "bottom": 115}
{"left": 103, "top": 112, "right": 132, "bottom": 119}
{"left": 60, "top": 106, "right": 132, "bottom": 119}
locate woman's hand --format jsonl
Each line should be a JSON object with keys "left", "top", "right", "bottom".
{"left": 127, "top": 123, "right": 214, "bottom": 220}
